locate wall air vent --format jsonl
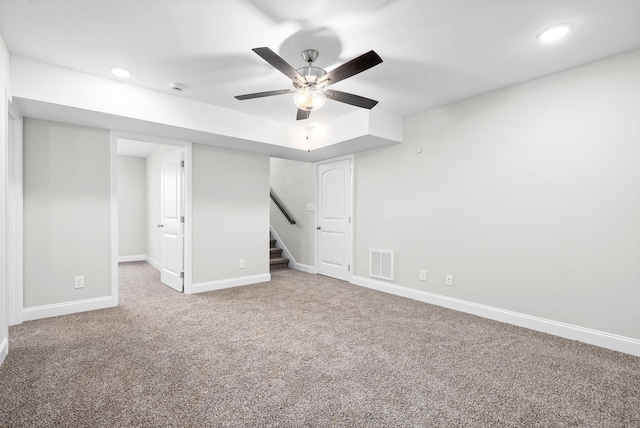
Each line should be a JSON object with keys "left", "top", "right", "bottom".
{"left": 369, "top": 249, "right": 395, "bottom": 281}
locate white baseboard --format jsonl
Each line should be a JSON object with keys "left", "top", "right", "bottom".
{"left": 350, "top": 275, "right": 640, "bottom": 357}
{"left": 295, "top": 263, "right": 317, "bottom": 274}
{"left": 118, "top": 254, "right": 146, "bottom": 262}
{"left": 188, "top": 273, "right": 271, "bottom": 295}
{"left": 23, "top": 296, "right": 116, "bottom": 322}
{"left": 146, "top": 256, "right": 161, "bottom": 271}
{"left": 0, "top": 337, "right": 7, "bottom": 367}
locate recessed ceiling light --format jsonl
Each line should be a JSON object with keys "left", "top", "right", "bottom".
{"left": 537, "top": 23, "right": 573, "bottom": 43}
{"left": 110, "top": 67, "right": 131, "bottom": 78}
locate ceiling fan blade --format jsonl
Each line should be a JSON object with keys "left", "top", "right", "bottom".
{"left": 235, "top": 89, "right": 294, "bottom": 100}
{"left": 317, "top": 50, "right": 382, "bottom": 87}
{"left": 253, "top": 47, "right": 305, "bottom": 85}
{"left": 325, "top": 89, "right": 378, "bottom": 109}
{"left": 296, "top": 109, "right": 311, "bottom": 120}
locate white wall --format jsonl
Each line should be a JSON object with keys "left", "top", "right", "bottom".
{"left": 192, "top": 144, "right": 270, "bottom": 285}
{"left": 117, "top": 155, "right": 145, "bottom": 258}
{"left": 354, "top": 49, "right": 640, "bottom": 341}
{"left": 10, "top": 56, "right": 309, "bottom": 151}
{"left": 269, "top": 158, "right": 315, "bottom": 267}
{"left": 0, "top": 33, "right": 10, "bottom": 365}
{"left": 23, "top": 119, "right": 112, "bottom": 308}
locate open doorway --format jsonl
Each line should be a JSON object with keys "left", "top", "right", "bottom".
{"left": 113, "top": 133, "right": 192, "bottom": 295}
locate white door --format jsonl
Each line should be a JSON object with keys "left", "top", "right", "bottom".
{"left": 159, "top": 148, "right": 183, "bottom": 292}
{"left": 316, "top": 157, "right": 352, "bottom": 281}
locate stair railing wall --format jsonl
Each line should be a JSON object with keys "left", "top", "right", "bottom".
{"left": 270, "top": 189, "right": 296, "bottom": 225}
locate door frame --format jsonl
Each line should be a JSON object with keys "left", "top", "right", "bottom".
{"left": 7, "top": 97, "right": 23, "bottom": 326}
{"left": 110, "top": 131, "right": 193, "bottom": 302}
{"left": 314, "top": 154, "right": 354, "bottom": 281}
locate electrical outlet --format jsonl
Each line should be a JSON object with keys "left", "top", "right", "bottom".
{"left": 239, "top": 259, "right": 245, "bottom": 269}
{"left": 74, "top": 276, "right": 85, "bottom": 289}
{"left": 419, "top": 270, "right": 427, "bottom": 281}
{"left": 445, "top": 274, "right": 453, "bottom": 286}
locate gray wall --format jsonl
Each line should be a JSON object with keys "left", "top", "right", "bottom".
{"left": 193, "top": 144, "right": 270, "bottom": 283}
{"left": 22, "top": 125, "right": 271, "bottom": 309}
{"left": 117, "top": 155, "right": 145, "bottom": 257}
{"left": 269, "top": 158, "right": 315, "bottom": 267}
{"left": 354, "top": 49, "right": 640, "bottom": 340}
{"left": 23, "top": 119, "right": 111, "bottom": 307}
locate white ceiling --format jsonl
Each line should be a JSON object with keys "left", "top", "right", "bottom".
{"left": 1, "top": 0, "right": 639, "bottom": 126}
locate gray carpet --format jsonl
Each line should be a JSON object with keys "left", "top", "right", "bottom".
{"left": 0, "top": 262, "right": 638, "bottom": 427}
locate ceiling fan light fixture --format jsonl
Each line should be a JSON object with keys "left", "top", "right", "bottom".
{"left": 293, "top": 87, "right": 326, "bottom": 111}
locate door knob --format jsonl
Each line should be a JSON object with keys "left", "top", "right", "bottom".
{"left": 157, "top": 224, "right": 164, "bottom": 228}
{"left": 316, "top": 226, "right": 321, "bottom": 230}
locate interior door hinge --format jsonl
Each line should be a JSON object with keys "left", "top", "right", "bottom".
{"left": 180, "top": 272, "right": 184, "bottom": 279}
{"left": 181, "top": 216, "right": 185, "bottom": 223}
{"left": 349, "top": 216, "right": 351, "bottom": 223}
{"left": 181, "top": 160, "right": 185, "bottom": 167}
{"left": 348, "top": 264, "right": 351, "bottom": 272}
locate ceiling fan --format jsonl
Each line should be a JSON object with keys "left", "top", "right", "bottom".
{"left": 235, "top": 47, "right": 382, "bottom": 121}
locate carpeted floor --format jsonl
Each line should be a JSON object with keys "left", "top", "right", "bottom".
{"left": 0, "top": 262, "right": 639, "bottom": 427}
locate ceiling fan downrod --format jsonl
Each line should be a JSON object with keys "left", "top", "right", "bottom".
{"left": 297, "top": 49, "right": 326, "bottom": 87}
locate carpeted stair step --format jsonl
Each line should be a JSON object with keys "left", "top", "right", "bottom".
{"left": 270, "top": 247, "right": 283, "bottom": 259}
{"left": 269, "top": 232, "right": 289, "bottom": 270}
{"left": 270, "top": 257, "right": 290, "bottom": 270}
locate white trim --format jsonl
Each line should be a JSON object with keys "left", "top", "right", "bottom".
{"left": 350, "top": 275, "right": 640, "bottom": 357}
{"left": 182, "top": 144, "right": 193, "bottom": 294}
{"left": 295, "top": 263, "right": 317, "bottom": 274}
{"left": 146, "top": 255, "right": 162, "bottom": 271}
{"left": 113, "top": 131, "right": 193, "bottom": 150}
{"left": 188, "top": 273, "right": 271, "bottom": 295}
{"left": 7, "top": 90, "right": 20, "bottom": 119}
{"left": 7, "top": 97, "right": 24, "bottom": 326}
{"left": 118, "top": 254, "right": 146, "bottom": 262}
{"left": 0, "top": 338, "right": 7, "bottom": 366}
{"left": 22, "top": 296, "right": 116, "bottom": 322}
{"left": 110, "top": 133, "right": 119, "bottom": 306}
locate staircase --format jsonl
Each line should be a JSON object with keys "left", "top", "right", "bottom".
{"left": 270, "top": 233, "right": 290, "bottom": 270}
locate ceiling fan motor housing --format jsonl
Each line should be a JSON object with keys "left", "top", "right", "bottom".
{"left": 294, "top": 66, "right": 326, "bottom": 88}
{"left": 301, "top": 49, "right": 319, "bottom": 63}
{"left": 294, "top": 49, "right": 326, "bottom": 88}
